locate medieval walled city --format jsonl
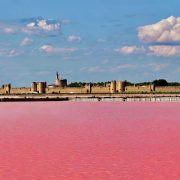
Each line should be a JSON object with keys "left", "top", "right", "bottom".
{"left": 0, "top": 72, "right": 180, "bottom": 95}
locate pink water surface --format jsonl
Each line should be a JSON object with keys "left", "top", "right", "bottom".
{"left": 0, "top": 102, "right": 180, "bottom": 180}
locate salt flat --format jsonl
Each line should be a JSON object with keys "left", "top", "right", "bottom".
{"left": 0, "top": 102, "right": 179, "bottom": 179}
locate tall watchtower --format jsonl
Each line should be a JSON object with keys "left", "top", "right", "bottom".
{"left": 55, "top": 72, "right": 61, "bottom": 86}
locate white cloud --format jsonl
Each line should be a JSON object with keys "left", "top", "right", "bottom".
{"left": 22, "top": 19, "right": 60, "bottom": 35}
{"left": 110, "top": 64, "right": 137, "bottom": 72}
{"left": 35, "top": 71, "right": 50, "bottom": 76}
{"left": 97, "top": 38, "right": 107, "bottom": 43}
{"left": 20, "top": 37, "right": 33, "bottom": 46}
{"left": 0, "top": 18, "right": 61, "bottom": 36}
{"left": 80, "top": 66, "right": 103, "bottom": 73}
{"left": 148, "top": 63, "right": 169, "bottom": 72}
{"left": 0, "top": 48, "right": 21, "bottom": 57}
{"left": 115, "top": 46, "right": 145, "bottom": 55}
{"left": 40, "top": 45, "right": 77, "bottom": 54}
{"left": 67, "top": 35, "right": 81, "bottom": 42}
{"left": 2, "top": 27, "right": 16, "bottom": 34}
{"left": 138, "top": 16, "right": 180, "bottom": 43}
{"left": 9, "top": 49, "right": 20, "bottom": 57}
{"left": 115, "top": 44, "right": 180, "bottom": 57}
{"left": 114, "top": 16, "right": 180, "bottom": 57}
{"left": 148, "top": 45, "right": 180, "bottom": 57}
{"left": 0, "top": 23, "right": 17, "bottom": 34}
{"left": 37, "top": 20, "right": 60, "bottom": 31}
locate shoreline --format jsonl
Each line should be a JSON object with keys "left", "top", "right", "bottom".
{"left": 1, "top": 94, "right": 180, "bottom": 102}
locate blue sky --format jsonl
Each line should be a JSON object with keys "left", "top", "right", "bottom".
{"left": 0, "top": 0, "right": 180, "bottom": 86}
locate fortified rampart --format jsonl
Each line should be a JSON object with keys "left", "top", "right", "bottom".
{"left": 10, "top": 87, "right": 31, "bottom": 95}
{"left": 0, "top": 80, "right": 180, "bottom": 95}
{"left": 91, "top": 87, "right": 110, "bottom": 93}
{"left": 155, "top": 86, "right": 180, "bottom": 93}
{"left": 125, "top": 85, "right": 154, "bottom": 93}
{"left": 46, "top": 87, "right": 88, "bottom": 94}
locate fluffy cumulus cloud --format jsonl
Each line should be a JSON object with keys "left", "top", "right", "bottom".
{"left": 138, "top": 16, "right": 180, "bottom": 43}
{"left": 67, "top": 35, "right": 81, "bottom": 42}
{"left": 115, "top": 46, "right": 145, "bottom": 55}
{"left": 0, "top": 17, "right": 61, "bottom": 35}
{"left": 40, "top": 45, "right": 77, "bottom": 54}
{"left": 22, "top": 18, "right": 60, "bottom": 35}
{"left": 148, "top": 45, "right": 180, "bottom": 57}
{"left": 114, "top": 16, "right": 180, "bottom": 57}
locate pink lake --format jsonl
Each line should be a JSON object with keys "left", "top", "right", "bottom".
{"left": 0, "top": 102, "right": 180, "bottom": 179}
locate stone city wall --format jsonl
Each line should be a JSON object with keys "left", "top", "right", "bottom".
{"left": 0, "top": 88, "right": 6, "bottom": 95}
{"left": 0, "top": 82, "right": 180, "bottom": 95}
{"left": 125, "top": 85, "right": 152, "bottom": 93}
{"left": 10, "top": 87, "right": 31, "bottom": 95}
{"left": 46, "top": 87, "right": 89, "bottom": 94}
{"left": 91, "top": 87, "right": 110, "bottom": 93}
{"left": 155, "top": 86, "right": 180, "bottom": 93}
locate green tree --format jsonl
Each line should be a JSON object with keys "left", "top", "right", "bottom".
{"left": 153, "top": 79, "right": 168, "bottom": 86}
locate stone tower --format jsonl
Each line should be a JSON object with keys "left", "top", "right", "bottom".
{"left": 110, "top": 81, "right": 116, "bottom": 93}
{"left": 55, "top": 72, "right": 61, "bottom": 87}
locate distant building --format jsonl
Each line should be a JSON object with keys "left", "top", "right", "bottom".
{"left": 55, "top": 72, "right": 61, "bottom": 86}
{"left": 48, "top": 72, "right": 67, "bottom": 88}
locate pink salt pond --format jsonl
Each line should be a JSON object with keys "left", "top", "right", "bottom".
{"left": 0, "top": 102, "right": 180, "bottom": 179}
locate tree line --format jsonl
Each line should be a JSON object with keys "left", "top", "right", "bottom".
{"left": 67, "top": 79, "right": 180, "bottom": 87}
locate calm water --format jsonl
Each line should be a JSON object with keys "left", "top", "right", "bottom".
{"left": 0, "top": 102, "right": 180, "bottom": 180}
